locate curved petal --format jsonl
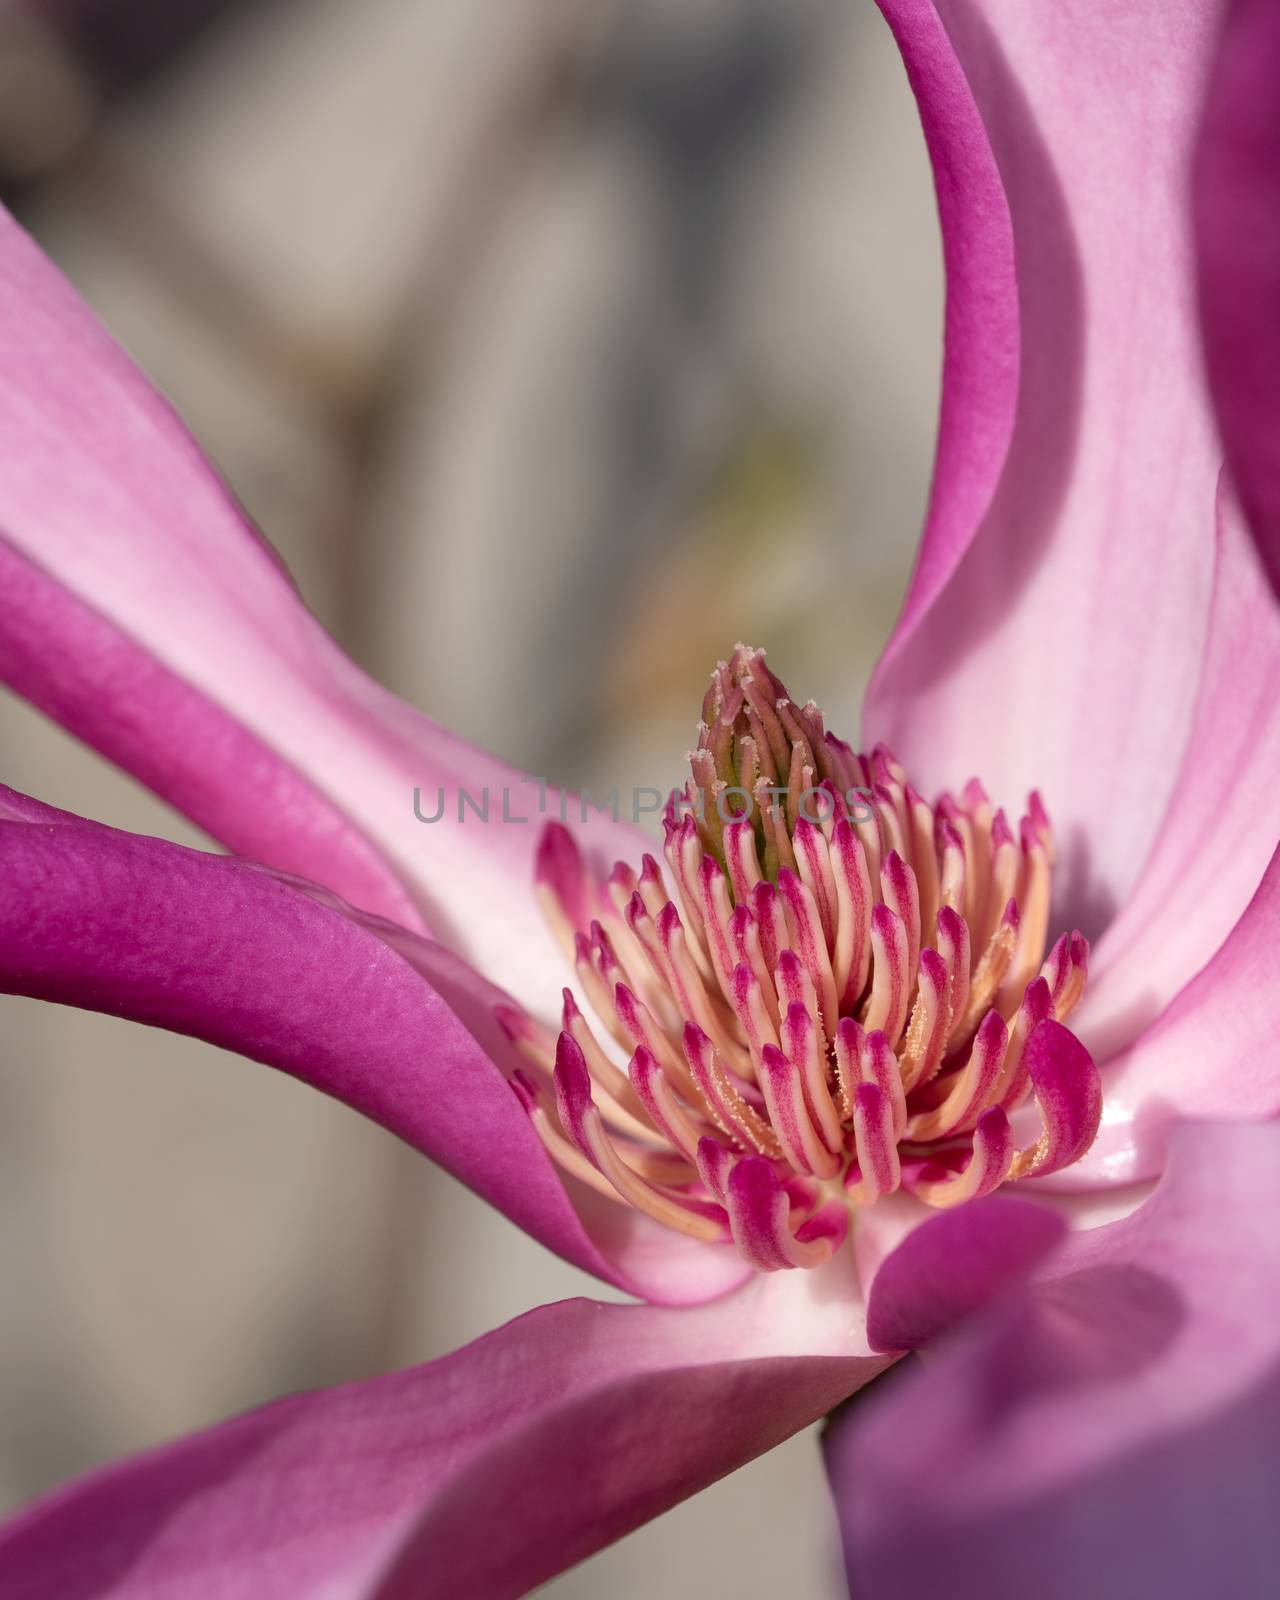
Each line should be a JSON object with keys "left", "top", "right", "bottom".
{"left": 866, "top": 0, "right": 1222, "bottom": 931}
{"left": 865, "top": 1194, "right": 1064, "bottom": 1353}
{"left": 0, "top": 205, "right": 646, "bottom": 1014}
{"left": 867, "top": 0, "right": 1020, "bottom": 661}
{"left": 825, "top": 1119, "right": 1280, "bottom": 1599}
{"left": 0, "top": 786, "right": 746, "bottom": 1305}
{"left": 1195, "top": 0, "right": 1280, "bottom": 598}
{"left": 0, "top": 1259, "right": 889, "bottom": 1600}
{"left": 0, "top": 537, "right": 426, "bottom": 939}
{"left": 1051, "top": 844, "right": 1280, "bottom": 1188}
{"left": 1079, "top": 483, "right": 1280, "bottom": 1059}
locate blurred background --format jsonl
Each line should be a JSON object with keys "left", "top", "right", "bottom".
{"left": 0, "top": 0, "right": 941, "bottom": 1592}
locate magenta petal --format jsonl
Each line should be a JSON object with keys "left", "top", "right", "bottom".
{"left": 869, "top": 0, "right": 1020, "bottom": 668}
{"left": 0, "top": 538, "right": 424, "bottom": 937}
{"left": 866, "top": 1, "right": 1223, "bottom": 927}
{"left": 0, "top": 207, "right": 647, "bottom": 1013}
{"left": 1195, "top": 0, "right": 1280, "bottom": 598}
{"left": 0, "top": 787, "right": 744, "bottom": 1304}
{"left": 826, "top": 1120, "right": 1280, "bottom": 1599}
{"left": 866, "top": 1195, "right": 1065, "bottom": 1353}
{"left": 0, "top": 1270, "right": 890, "bottom": 1600}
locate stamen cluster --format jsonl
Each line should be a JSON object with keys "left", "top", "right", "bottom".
{"left": 504, "top": 645, "right": 1100, "bottom": 1272}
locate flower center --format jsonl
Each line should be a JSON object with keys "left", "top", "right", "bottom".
{"left": 504, "top": 644, "right": 1101, "bottom": 1272}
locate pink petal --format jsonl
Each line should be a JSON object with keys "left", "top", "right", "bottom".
{"left": 1080, "top": 486, "right": 1280, "bottom": 1059}
{"left": 1195, "top": 0, "right": 1280, "bottom": 598}
{"left": 0, "top": 537, "right": 424, "bottom": 940}
{"left": 866, "top": 1, "right": 1222, "bottom": 929}
{"left": 867, "top": 0, "right": 1020, "bottom": 667}
{"left": 0, "top": 207, "right": 646, "bottom": 1013}
{"left": 825, "top": 1119, "right": 1280, "bottom": 1598}
{"left": 865, "top": 1194, "right": 1065, "bottom": 1352}
{"left": 0, "top": 786, "right": 745, "bottom": 1305}
{"left": 0, "top": 1263, "right": 889, "bottom": 1600}
{"left": 1051, "top": 844, "right": 1280, "bottom": 1189}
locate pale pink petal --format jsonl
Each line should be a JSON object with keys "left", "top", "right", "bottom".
{"left": 1195, "top": 0, "right": 1280, "bottom": 598}
{"left": 0, "top": 786, "right": 746, "bottom": 1304}
{"left": 826, "top": 1119, "right": 1280, "bottom": 1598}
{"left": 1051, "top": 845, "right": 1280, "bottom": 1189}
{"left": 0, "top": 1260, "right": 887, "bottom": 1600}
{"left": 0, "top": 207, "right": 646, "bottom": 1014}
{"left": 1079, "top": 485, "right": 1280, "bottom": 1058}
{"left": 866, "top": 1, "right": 1222, "bottom": 930}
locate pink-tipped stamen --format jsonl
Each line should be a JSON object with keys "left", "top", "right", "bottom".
{"left": 511, "top": 645, "right": 1102, "bottom": 1271}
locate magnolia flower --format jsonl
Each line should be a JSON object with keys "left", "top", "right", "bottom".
{"left": 0, "top": 2, "right": 1277, "bottom": 1598}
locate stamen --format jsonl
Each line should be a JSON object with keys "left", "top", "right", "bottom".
{"left": 858, "top": 1027, "right": 908, "bottom": 1140}
{"left": 554, "top": 1035, "right": 726, "bottom": 1241}
{"left": 751, "top": 880, "right": 788, "bottom": 976}
{"left": 513, "top": 1071, "right": 625, "bottom": 1202}
{"left": 759, "top": 1043, "right": 841, "bottom": 1177}
{"left": 902, "top": 1108, "right": 1013, "bottom": 1207}
{"left": 728, "top": 905, "right": 778, "bottom": 1024}
{"left": 905, "top": 785, "right": 940, "bottom": 940}
{"left": 726, "top": 1156, "right": 847, "bottom": 1271}
{"left": 935, "top": 905, "right": 971, "bottom": 1035}
{"left": 777, "top": 869, "right": 839, "bottom": 1033}
{"left": 905, "top": 1009, "right": 1009, "bottom": 1141}
{"left": 628, "top": 1046, "right": 705, "bottom": 1161}
{"left": 511, "top": 646, "right": 1102, "bottom": 1272}
{"left": 683, "top": 1023, "right": 780, "bottom": 1156}
{"left": 729, "top": 963, "right": 781, "bottom": 1070}
{"left": 830, "top": 819, "right": 872, "bottom": 1008}
{"left": 793, "top": 817, "right": 837, "bottom": 946}
{"left": 990, "top": 975, "right": 1053, "bottom": 1116}
{"left": 953, "top": 899, "right": 1018, "bottom": 1041}
{"left": 1007, "top": 1019, "right": 1103, "bottom": 1179}
{"left": 724, "top": 819, "right": 763, "bottom": 905}
{"left": 848, "top": 1082, "right": 900, "bottom": 1206}
{"left": 780, "top": 1001, "right": 844, "bottom": 1153}
{"left": 881, "top": 850, "right": 922, "bottom": 992}
{"left": 865, "top": 903, "right": 910, "bottom": 1044}
{"left": 898, "top": 947, "right": 950, "bottom": 1091}
{"left": 559, "top": 989, "right": 643, "bottom": 1115}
